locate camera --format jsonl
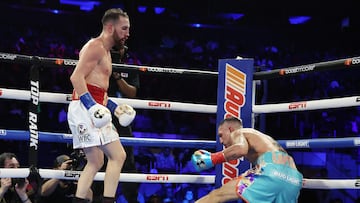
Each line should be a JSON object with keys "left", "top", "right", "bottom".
{"left": 69, "top": 150, "right": 86, "bottom": 171}
{"left": 11, "top": 178, "right": 26, "bottom": 188}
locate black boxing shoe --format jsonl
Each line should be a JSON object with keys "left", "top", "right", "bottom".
{"left": 102, "top": 196, "right": 115, "bottom": 203}
{"left": 72, "top": 197, "right": 89, "bottom": 203}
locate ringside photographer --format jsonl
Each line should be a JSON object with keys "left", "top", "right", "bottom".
{"left": 0, "top": 152, "right": 35, "bottom": 203}
{"left": 39, "top": 153, "right": 92, "bottom": 203}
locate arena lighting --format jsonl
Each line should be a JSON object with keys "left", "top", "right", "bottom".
{"left": 59, "top": 0, "right": 100, "bottom": 11}
{"left": 137, "top": 6, "right": 147, "bottom": 13}
{"left": 288, "top": 16, "right": 311, "bottom": 24}
{"left": 51, "top": 9, "right": 59, "bottom": 14}
{"left": 188, "top": 23, "right": 222, "bottom": 29}
{"left": 341, "top": 17, "right": 349, "bottom": 28}
{"left": 191, "top": 23, "right": 202, "bottom": 28}
{"left": 219, "top": 13, "right": 245, "bottom": 21}
{"left": 154, "top": 7, "right": 165, "bottom": 14}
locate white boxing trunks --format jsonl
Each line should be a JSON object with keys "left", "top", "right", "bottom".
{"left": 68, "top": 100, "right": 119, "bottom": 149}
{"left": 68, "top": 84, "right": 119, "bottom": 149}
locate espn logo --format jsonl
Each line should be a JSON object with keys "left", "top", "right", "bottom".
{"left": 146, "top": 175, "right": 169, "bottom": 181}
{"left": 148, "top": 101, "right": 171, "bottom": 108}
{"left": 288, "top": 102, "right": 307, "bottom": 110}
{"left": 355, "top": 180, "right": 360, "bottom": 187}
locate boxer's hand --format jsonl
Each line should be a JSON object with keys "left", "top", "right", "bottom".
{"left": 191, "top": 150, "right": 226, "bottom": 172}
{"left": 114, "top": 104, "right": 136, "bottom": 127}
{"left": 107, "top": 99, "right": 136, "bottom": 127}
{"left": 80, "top": 92, "right": 111, "bottom": 128}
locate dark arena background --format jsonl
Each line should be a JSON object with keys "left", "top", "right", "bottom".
{"left": 0, "top": 0, "right": 360, "bottom": 203}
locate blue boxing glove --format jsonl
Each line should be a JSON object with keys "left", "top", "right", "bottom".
{"left": 80, "top": 92, "right": 111, "bottom": 128}
{"left": 191, "top": 150, "right": 226, "bottom": 172}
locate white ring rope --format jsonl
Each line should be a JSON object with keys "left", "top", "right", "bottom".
{"left": 2, "top": 88, "right": 359, "bottom": 114}
{"left": 0, "top": 88, "right": 217, "bottom": 113}
{"left": 0, "top": 168, "right": 358, "bottom": 189}
{"left": 0, "top": 168, "right": 214, "bottom": 184}
{"left": 253, "top": 96, "right": 360, "bottom": 113}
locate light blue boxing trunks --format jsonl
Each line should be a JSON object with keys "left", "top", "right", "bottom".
{"left": 235, "top": 151, "right": 303, "bottom": 203}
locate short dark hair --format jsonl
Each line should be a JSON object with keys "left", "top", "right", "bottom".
{"left": 0, "top": 152, "right": 17, "bottom": 167}
{"left": 219, "top": 116, "right": 243, "bottom": 127}
{"left": 53, "top": 155, "right": 70, "bottom": 168}
{"left": 101, "top": 8, "right": 129, "bottom": 25}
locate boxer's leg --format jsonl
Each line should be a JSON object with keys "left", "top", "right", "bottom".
{"left": 195, "top": 178, "right": 239, "bottom": 203}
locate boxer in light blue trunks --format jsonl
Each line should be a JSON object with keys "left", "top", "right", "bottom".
{"left": 192, "top": 117, "right": 303, "bottom": 203}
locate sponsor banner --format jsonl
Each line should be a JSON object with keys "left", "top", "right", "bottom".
{"left": 54, "top": 59, "right": 78, "bottom": 66}
{"left": 146, "top": 67, "right": 184, "bottom": 74}
{"left": 285, "top": 140, "right": 310, "bottom": 148}
{"left": 29, "top": 65, "right": 40, "bottom": 166}
{"left": 344, "top": 57, "right": 360, "bottom": 66}
{"left": 216, "top": 59, "right": 253, "bottom": 188}
{"left": 279, "top": 64, "right": 315, "bottom": 76}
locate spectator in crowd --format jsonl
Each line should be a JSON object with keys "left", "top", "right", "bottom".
{"left": 0, "top": 152, "right": 34, "bottom": 203}
{"left": 181, "top": 188, "right": 195, "bottom": 203}
{"left": 138, "top": 168, "right": 162, "bottom": 200}
{"left": 146, "top": 194, "right": 162, "bottom": 203}
{"left": 161, "top": 183, "right": 176, "bottom": 203}
{"left": 39, "top": 154, "right": 92, "bottom": 203}
{"left": 154, "top": 148, "right": 176, "bottom": 173}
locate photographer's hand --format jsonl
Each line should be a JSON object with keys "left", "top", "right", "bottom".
{"left": 0, "top": 178, "right": 12, "bottom": 198}
{"left": 15, "top": 179, "right": 30, "bottom": 202}
{"left": 60, "top": 160, "right": 73, "bottom": 170}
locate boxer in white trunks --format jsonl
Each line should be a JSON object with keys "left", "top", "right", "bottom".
{"left": 67, "top": 8, "right": 135, "bottom": 203}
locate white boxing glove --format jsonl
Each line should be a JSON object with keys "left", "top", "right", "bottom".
{"left": 114, "top": 104, "right": 136, "bottom": 127}
{"left": 80, "top": 92, "right": 112, "bottom": 128}
{"left": 107, "top": 99, "right": 136, "bottom": 127}
{"left": 88, "top": 104, "right": 112, "bottom": 128}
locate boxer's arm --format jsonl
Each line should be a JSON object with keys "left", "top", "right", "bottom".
{"left": 70, "top": 41, "right": 104, "bottom": 96}
{"left": 222, "top": 133, "right": 249, "bottom": 161}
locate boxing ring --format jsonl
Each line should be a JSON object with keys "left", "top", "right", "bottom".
{"left": 0, "top": 52, "right": 360, "bottom": 197}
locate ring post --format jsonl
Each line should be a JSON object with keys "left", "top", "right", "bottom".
{"left": 216, "top": 58, "right": 254, "bottom": 198}
{"left": 28, "top": 56, "right": 41, "bottom": 166}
